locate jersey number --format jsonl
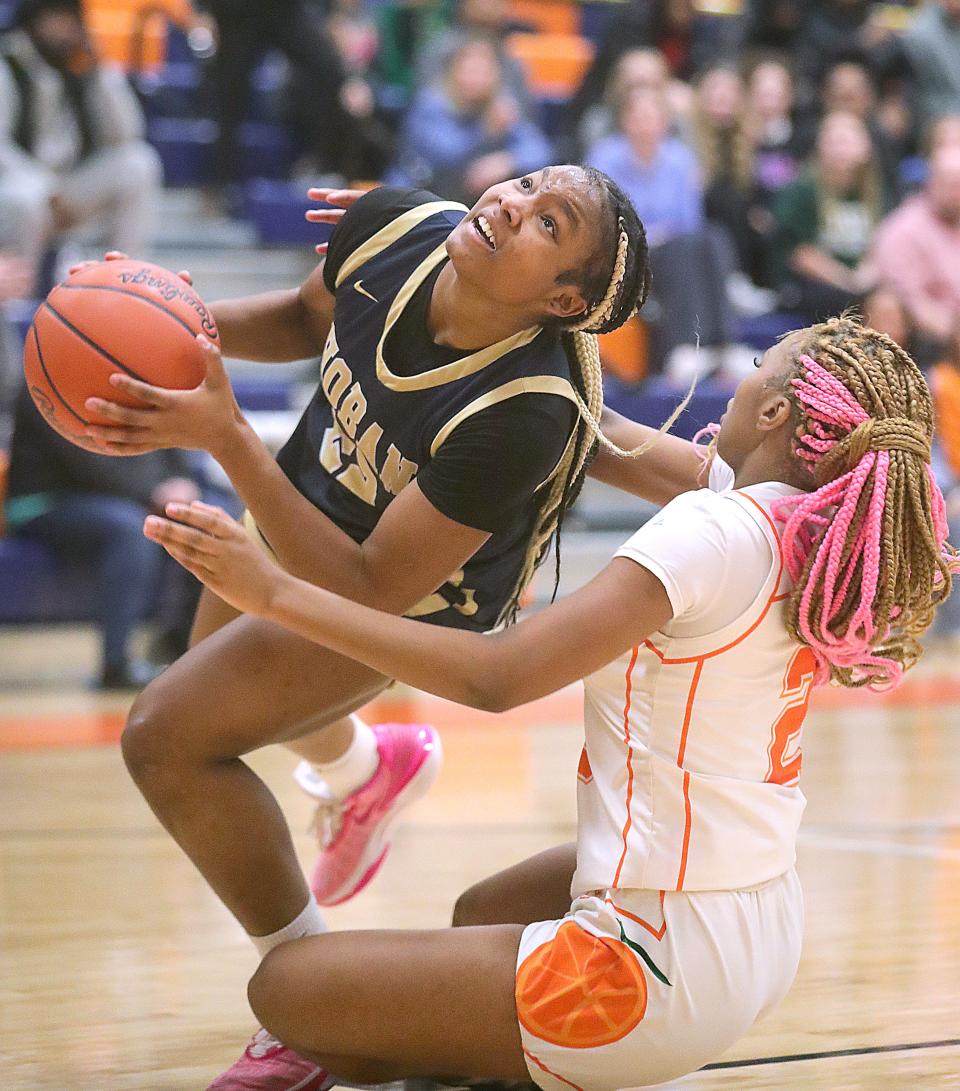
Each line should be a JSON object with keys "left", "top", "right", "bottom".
{"left": 765, "top": 646, "right": 816, "bottom": 787}
{"left": 320, "top": 421, "right": 418, "bottom": 506}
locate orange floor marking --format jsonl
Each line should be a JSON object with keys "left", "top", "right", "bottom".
{"left": 2, "top": 670, "right": 957, "bottom": 755}
{"left": 0, "top": 711, "right": 128, "bottom": 751}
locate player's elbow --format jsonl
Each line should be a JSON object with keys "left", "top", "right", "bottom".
{"left": 465, "top": 656, "right": 523, "bottom": 713}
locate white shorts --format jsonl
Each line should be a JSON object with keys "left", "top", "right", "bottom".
{"left": 515, "top": 869, "right": 803, "bottom": 1091}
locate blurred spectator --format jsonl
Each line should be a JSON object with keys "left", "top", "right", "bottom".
{"left": 746, "top": 58, "right": 803, "bottom": 281}
{"left": 322, "top": 0, "right": 394, "bottom": 181}
{"left": 195, "top": 0, "right": 352, "bottom": 189}
{"left": 0, "top": 253, "right": 31, "bottom": 448}
{"left": 0, "top": 0, "right": 161, "bottom": 292}
{"left": 375, "top": 0, "right": 451, "bottom": 100}
{"left": 567, "top": 0, "right": 747, "bottom": 145}
{"left": 928, "top": 323, "right": 960, "bottom": 638}
{"left": 385, "top": 35, "right": 551, "bottom": 204}
{"left": 587, "top": 87, "right": 743, "bottom": 380}
{"left": 745, "top": 0, "right": 805, "bottom": 51}
{"left": 690, "top": 65, "right": 758, "bottom": 275}
{"left": 771, "top": 111, "right": 886, "bottom": 320}
{"left": 413, "top": 0, "right": 536, "bottom": 118}
{"left": 869, "top": 145, "right": 960, "bottom": 360}
{"left": 586, "top": 87, "right": 701, "bottom": 246}
{"left": 789, "top": 1, "right": 877, "bottom": 98}
{"left": 817, "top": 57, "right": 909, "bottom": 198}
{"left": 747, "top": 58, "right": 802, "bottom": 192}
{"left": 862, "top": 282, "right": 913, "bottom": 346}
{"left": 929, "top": 113, "right": 960, "bottom": 152}
{"left": 900, "top": 0, "right": 960, "bottom": 131}
{"left": 4, "top": 384, "right": 203, "bottom": 688}
{"left": 575, "top": 47, "right": 692, "bottom": 155}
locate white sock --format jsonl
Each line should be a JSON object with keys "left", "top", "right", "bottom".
{"left": 309, "top": 715, "right": 380, "bottom": 800}
{"left": 250, "top": 895, "right": 327, "bottom": 959}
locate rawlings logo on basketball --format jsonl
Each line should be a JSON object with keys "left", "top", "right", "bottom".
{"left": 116, "top": 266, "right": 219, "bottom": 338}
{"left": 24, "top": 258, "right": 216, "bottom": 453}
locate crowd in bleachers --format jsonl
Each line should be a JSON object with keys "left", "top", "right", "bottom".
{"left": 3, "top": 0, "right": 960, "bottom": 672}
{"left": 2, "top": 0, "right": 960, "bottom": 382}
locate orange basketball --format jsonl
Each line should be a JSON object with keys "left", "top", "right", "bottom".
{"left": 515, "top": 922, "right": 648, "bottom": 1049}
{"left": 23, "top": 259, "right": 219, "bottom": 452}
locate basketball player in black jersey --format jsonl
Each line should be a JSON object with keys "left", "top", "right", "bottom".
{"left": 83, "top": 166, "right": 680, "bottom": 1089}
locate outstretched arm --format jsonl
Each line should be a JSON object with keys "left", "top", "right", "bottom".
{"left": 145, "top": 503, "right": 673, "bottom": 711}
{"left": 588, "top": 407, "right": 704, "bottom": 504}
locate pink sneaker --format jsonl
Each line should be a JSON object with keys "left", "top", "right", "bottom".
{"left": 297, "top": 723, "right": 442, "bottom": 906}
{"left": 206, "top": 1028, "right": 333, "bottom": 1090}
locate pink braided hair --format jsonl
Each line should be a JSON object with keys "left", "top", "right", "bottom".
{"left": 770, "top": 351, "right": 957, "bottom": 689}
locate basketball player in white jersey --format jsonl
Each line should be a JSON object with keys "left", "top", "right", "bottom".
{"left": 143, "top": 314, "right": 954, "bottom": 1090}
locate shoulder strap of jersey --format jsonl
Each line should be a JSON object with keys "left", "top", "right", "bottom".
{"left": 429, "top": 375, "right": 578, "bottom": 458}
{"left": 334, "top": 199, "right": 467, "bottom": 290}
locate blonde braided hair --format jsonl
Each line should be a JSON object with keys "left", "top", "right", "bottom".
{"left": 498, "top": 169, "right": 696, "bottom": 624}
{"left": 771, "top": 316, "right": 957, "bottom": 688}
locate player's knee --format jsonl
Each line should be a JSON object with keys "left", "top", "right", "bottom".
{"left": 248, "top": 948, "right": 299, "bottom": 1041}
{"left": 452, "top": 880, "right": 493, "bottom": 927}
{"left": 121, "top": 683, "right": 180, "bottom": 787}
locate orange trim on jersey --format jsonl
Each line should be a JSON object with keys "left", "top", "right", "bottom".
{"left": 640, "top": 491, "right": 786, "bottom": 665}
{"left": 675, "top": 658, "right": 703, "bottom": 766}
{"left": 671, "top": 660, "right": 703, "bottom": 890}
{"left": 676, "top": 770, "right": 692, "bottom": 890}
{"left": 612, "top": 645, "right": 640, "bottom": 888}
{"left": 606, "top": 890, "right": 667, "bottom": 941}
{"left": 523, "top": 1048, "right": 586, "bottom": 1091}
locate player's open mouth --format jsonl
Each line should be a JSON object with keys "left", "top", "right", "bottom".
{"left": 473, "top": 214, "right": 496, "bottom": 250}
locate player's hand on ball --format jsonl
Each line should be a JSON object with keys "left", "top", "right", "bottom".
{"left": 306, "top": 187, "right": 367, "bottom": 255}
{"left": 67, "top": 251, "right": 193, "bottom": 285}
{"left": 84, "top": 336, "right": 241, "bottom": 456}
{"left": 144, "top": 502, "right": 282, "bottom": 617}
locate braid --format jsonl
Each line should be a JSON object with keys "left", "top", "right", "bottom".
{"left": 497, "top": 167, "right": 696, "bottom": 624}
{"left": 770, "top": 316, "right": 958, "bottom": 690}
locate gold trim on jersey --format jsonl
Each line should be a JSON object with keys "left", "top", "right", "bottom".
{"left": 429, "top": 375, "right": 578, "bottom": 458}
{"left": 376, "top": 242, "right": 543, "bottom": 392}
{"left": 334, "top": 200, "right": 467, "bottom": 289}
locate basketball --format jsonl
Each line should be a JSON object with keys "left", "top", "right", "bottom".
{"left": 22, "top": 259, "right": 220, "bottom": 452}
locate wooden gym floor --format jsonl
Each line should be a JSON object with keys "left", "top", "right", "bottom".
{"left": 1, "top": 628, "right": 959, "bottom": 1090}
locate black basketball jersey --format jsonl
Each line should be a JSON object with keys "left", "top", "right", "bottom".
{"left": 275, "top": 191, "right": 579, "bottom": 632}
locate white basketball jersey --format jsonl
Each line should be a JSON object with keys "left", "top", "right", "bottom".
{"left": 572, "top": 461, "right": 813, "bottom": 895}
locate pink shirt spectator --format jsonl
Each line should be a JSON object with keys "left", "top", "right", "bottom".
{"left": 870, "top": 194, "right": 960, "bottom": 342}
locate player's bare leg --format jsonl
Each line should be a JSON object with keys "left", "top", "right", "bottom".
{"left": 191, "top": 587, "right": 358, "bottom": 761}
{"left": 123, "top": 612, "right": 390, "bottom": 934}
{"left": 453, "top": 844, "right": 577, "bottom": 927}
{"left": 185, "top": 587, "right": 442, "bottom": 908}
{"left": 247, "top": 925, "right": 530, "bottom": 1084}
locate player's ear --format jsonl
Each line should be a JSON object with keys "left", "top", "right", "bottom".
{"left": 756, "top": 391, "right": 793, "bottom": 433}
{"left": 546, "top": 286, "right": 587, "bottom": 322}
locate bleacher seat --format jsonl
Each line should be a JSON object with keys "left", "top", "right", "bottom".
{"left": 148, "top": 118, "right": 298, "bottom": 186}
{"left": 734, "top": 311, "right": 805, "bottom": 351}
{"left": 135, "top": 61, "right": 203, "bottom": 121}
{"left": 0, "top": 538, "right": 103, "bottom": 624}
{"left": 580, "top": 1, "right": 617, "bottom": 46}
{"left": 243, "top": 179, "right": 333, "bottom": 246}
{"left": 506, "top": 31, "right": 594, "bottom": 100}
{"left": 509, "top": 0, "right": 579, "bottom": 36}
{"left": 605, "top": 379, "right": 733, "bottom": 442}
